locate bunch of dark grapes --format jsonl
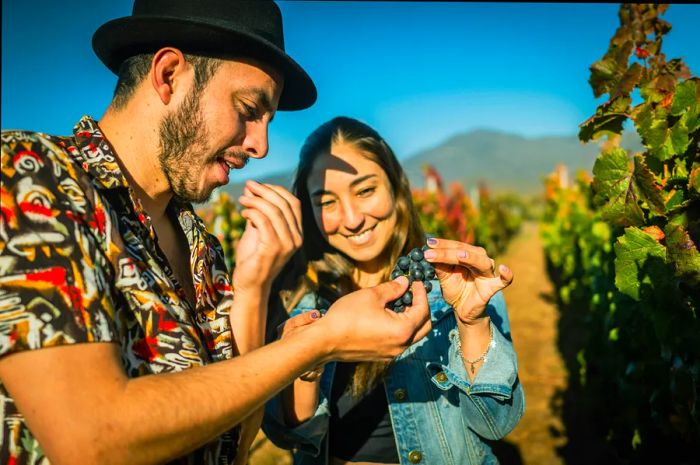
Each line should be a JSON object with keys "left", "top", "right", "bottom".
{"left": 388, "top": 246, "right": 436, "bottom": 312}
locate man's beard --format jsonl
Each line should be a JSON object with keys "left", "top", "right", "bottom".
{"left": 158, "top": 87, "right": 221, "bottom": 204}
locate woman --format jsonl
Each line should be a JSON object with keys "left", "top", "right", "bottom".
{"left": 264, "top": 117, "right": 524, "bottom": 465}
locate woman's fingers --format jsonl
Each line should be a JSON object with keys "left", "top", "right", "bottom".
{"left": 277, "top": 310, "right": 322, "bottom": 339}
{"left": 424, "top": 246, "right": 495, "bottom": 276}
{"left": 497, "top": 264, "right": 514, "bottom": 288}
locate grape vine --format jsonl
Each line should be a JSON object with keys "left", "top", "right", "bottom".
{"left": 541, "top": 4, "right": 699, "bottom": 461}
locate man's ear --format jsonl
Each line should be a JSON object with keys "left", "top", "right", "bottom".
{"left": 150, "top": 47, "right": 188, "bottom": 105}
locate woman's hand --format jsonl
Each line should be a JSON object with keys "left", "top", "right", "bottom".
{"left": 277, "top": 310, "right": 325, "bottom": 380}
{"left": 423, "top": 238, "right": 513, "bottom": 324}
{"left": 232, "top": 180, "right": 303, "bottom": 293}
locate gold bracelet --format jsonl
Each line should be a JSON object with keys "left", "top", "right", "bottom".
{"left": 455, "top": 323, "right": 495, "bottom": 374}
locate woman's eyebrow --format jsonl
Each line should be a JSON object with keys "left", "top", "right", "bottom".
{"left": 310, "top": 174, "right": 378, "bottom": 197}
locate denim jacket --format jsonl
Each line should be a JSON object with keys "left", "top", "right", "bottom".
{"left": 263, "top": 283, "right": 525, "bottom": 465}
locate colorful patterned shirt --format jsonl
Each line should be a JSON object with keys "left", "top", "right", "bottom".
{"left": 0, "top": 116, "right": 238, "bottom": 465}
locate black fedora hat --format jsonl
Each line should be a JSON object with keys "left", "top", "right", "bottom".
{"left": 92, "top": 0, "right": 316, "bottom": 111}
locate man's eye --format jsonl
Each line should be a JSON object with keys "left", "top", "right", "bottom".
{"left": 239, "top": 101, "right": 260, "bottom": 120}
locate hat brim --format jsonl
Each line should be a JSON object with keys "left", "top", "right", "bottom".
{"left": 92, "top": 16, "right": 316, "bottom": 111}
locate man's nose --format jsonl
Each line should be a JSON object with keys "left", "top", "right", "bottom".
{"left": 242, "top": 120, "right": 269, "bottom": 159}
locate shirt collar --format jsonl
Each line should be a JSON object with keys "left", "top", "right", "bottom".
{"left": 70, "top": 115, "right": 130, "bottom": 190}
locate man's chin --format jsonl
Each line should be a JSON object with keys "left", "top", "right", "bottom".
{"left": 174, "top": 187, "right": 217, "bottom": 205}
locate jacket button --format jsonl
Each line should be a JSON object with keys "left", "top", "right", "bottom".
{"left": 393, "top": 388, "right": 407, "bottom": 401}
{"left": 408, "top": 450, "right": 423, "bottom": 463}
{"left": 436, "top": 372, "right": 448, "bottom": 383}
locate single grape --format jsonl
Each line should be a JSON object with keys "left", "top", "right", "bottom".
{"left": 409, "top": 248, "right": 424, "bottom": 261}
{"left": 397, "top": 256, "right": 411, "bottom": 271}
{"left": 391, "top": 268, "right": 403, "bottom": 280}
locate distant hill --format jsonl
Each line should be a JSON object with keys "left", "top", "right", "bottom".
{"left": 401, "top": 129, "right": 643, "bottom": 195}
{"left": 219, "top": 129, "right": 644, "bottom": 199}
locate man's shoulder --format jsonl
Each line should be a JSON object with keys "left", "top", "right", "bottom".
{"left": 2, "top": 128, "right": 75, "bottom": 164}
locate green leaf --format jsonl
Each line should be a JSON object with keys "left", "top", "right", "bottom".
{"left": 614, "top": 226, "right": 667, "bottom": 300}
{"left": 670, "top": 80, "right": 698, "bottom": 116}
{"left": 579, "top": 97, "right": 630, "bottom": 142}
{"left": 615, "top": 63, "right": 644, "bottom": 97}
{"left": 633, "top": 155, "right": 666, "bottom": 215}
{"left": 589, "top": 42, "right": 634, "bottom": 98}
{"left": 640, "top": 74, "right": 675, "bottom": 104}
{"left": 592, "top": 148, "right": 643, "bottom": 226}
{"left": 669, "top": 114, "right": 691, "bottom": 155}
{"left": 665, "top": 223, "right": 700, "bottom": 285}
{"left": 689, "top": 168, "right": 700, "bottom": 194}
{"left": 632, "top": 428, "right": 642, "bottom": 450}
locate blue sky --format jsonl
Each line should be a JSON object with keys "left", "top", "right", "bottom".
{"left": 3, "top": 2, "right": 699, "bottom": 182}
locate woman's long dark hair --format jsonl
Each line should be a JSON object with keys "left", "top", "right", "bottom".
{"left": 279, "top": 116, "right": 426, "bottom": 397}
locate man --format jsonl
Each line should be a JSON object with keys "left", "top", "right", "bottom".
{"left": 0, "top": 1, "right": 432, "bottom": 464}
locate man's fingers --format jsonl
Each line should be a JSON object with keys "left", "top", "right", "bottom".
{"left": 372, "top": 275, "right": 410, "bottom": 304}
{"left": 411, "top": 314, "right": 433, "bottom": 344}
{"left": 239, "top": 208, "right": 275, "bottom": 243}
{"left": 261, "top": 183, "right": 303, "bottom": 232}
{"left": 244, "top": 181, "right": 302, "bottom": 246}
{"left": 401, "top": 280, "right": 431, "bottom": 338}
{"left": 238, "top": 194, "right": 300, "bottom": 249}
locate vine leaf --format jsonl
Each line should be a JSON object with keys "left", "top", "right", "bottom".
{"left": 665, "top": 222, "right": 700, "bottom": 285}
{"left": 633, "top": 155, "right": 666, "bottom": 214}
{"left": 614, "top": 227, "right": 667, "bottom": 300}
{"left": 689, "top": 167, "right": 700, "bottom": 194}
{"left": 592, "top": 149, "right": 666, "bottom": 226}
{"left": 671, "top": 79, "right": 698, "bottom": 116}
{"left": 580, "top": 96, "right": 631, "bottom": 142}
{"left": 589, "top": 41, "right": 633, "bottom": 98}
{"left": 635, "top": 102, "right": 692, "bottom": 161}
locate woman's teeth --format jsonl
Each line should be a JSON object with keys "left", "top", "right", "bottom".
{"left": 348, "top": 227, "right": 373, "bottom": 244}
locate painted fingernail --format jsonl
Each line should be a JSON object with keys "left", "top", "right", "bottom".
{"left": 310, "top": 310, "right": 320, "bottom": 319}
{"left": 427, "top": 238, "right": 438, "bottom": 245}
{"left": 424, "top": 250, "right": 437, "bottom": 259}
{"left": 458, "top": 250, "right": 468, "bottom": 259}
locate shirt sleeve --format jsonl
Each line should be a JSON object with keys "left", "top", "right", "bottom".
{"left": 426, "top": 291, "right": 525, "bottom": 439}
{"left": 0, "top": 131, "right": 120, "bottom": 357}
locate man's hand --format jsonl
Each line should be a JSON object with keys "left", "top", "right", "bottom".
{"left": 232, "top": 180, "right": 302, "bottom": 292}
{"left": 317, "top": 276, "right": 432, "bottom": 362}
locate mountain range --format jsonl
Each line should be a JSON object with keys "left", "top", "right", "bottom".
{"left": 219, "top": 129, "right": 644, "bottom": 199}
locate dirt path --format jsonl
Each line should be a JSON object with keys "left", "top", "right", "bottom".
{"left": 250, "top": 221, "right": 569, "bottom": 465}
{"left": 497, "top": 221, "right": 567, "bottom": 465}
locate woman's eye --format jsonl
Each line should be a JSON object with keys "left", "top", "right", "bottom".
{"left": 314, "top": 198, "right": 335, "bottom": 208}
{"left": 357, "top": 187, "right": 376, "bottom": 197}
